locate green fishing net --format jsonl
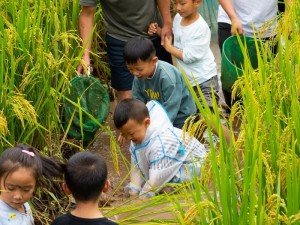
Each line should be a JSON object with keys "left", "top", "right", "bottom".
{"left": 63, "top": 76, "right": 110, "bottom": 142}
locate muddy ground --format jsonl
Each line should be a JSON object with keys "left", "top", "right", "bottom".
{"left": 89, "top": 101, "right": 132, "bottom": 205}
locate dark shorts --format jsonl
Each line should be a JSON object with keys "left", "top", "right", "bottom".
{"left": 106, "top": 35, "right": 133, "bottom": 91}
{"left": 105, "top": 34, "right": 172, "bottom": 91}
{"left": 193, "top": 75, "right": 220, "bottom": 109}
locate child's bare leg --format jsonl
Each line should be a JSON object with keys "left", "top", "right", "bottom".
{"left": 197, "top": 114, "right": 231, "bottom": 147}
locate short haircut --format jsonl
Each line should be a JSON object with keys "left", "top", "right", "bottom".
{"left": 124, "top": 36, "right": 156, "bottom": 65}
{"left": 113, "top": 99, "right": 149, "bottom": 129}
{"left": 64, "top": 151, "right": 107, "bottom": 202}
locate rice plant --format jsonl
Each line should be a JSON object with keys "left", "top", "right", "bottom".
{"left": 0, "top": 0, "right": 109, "bottom": 152}
{"left": 104, "top": 1, "right": 300, "bottom": 224}
{"left": 0, "top": 1, "right": 110, "bottom": 223}
{"left": 1, "top": 0, "right": 300, "bottom": 224}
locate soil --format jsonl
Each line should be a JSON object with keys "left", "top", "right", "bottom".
{"left": 89, "top": 101, "right": 132, "bottom": 206}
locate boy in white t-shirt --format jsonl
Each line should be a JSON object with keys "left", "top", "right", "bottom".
{"left": 148, "top": 0, "right": 231, "bottom": 146}
{"left": 149, "top": 0, "right": 218, "bottom": 108}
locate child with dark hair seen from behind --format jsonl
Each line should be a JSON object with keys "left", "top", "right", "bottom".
{"left": 124, "top": 36, "right": 196, "bottom": 129}
{"left": 0, "top": 143, "right": 65, "bottom": 225}
{"left": 51, "top": 151, "right": 117, "bottom": 225}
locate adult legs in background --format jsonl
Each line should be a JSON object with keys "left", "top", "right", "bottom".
{"left": 218, "top": 22, "right": 234, "bottom": 109}
{"left": 218, "top": 22, "right": 231, "bottom": 54}
{"left": 106, "top": 35, "right": 133, "bottom": 101}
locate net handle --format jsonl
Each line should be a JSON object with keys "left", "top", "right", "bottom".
{"left": 87, "top": 65, "right": 91, "bottom": 76}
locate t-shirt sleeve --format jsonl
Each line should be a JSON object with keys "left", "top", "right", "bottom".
{"left": 182, "top": 25, "right": 211, "bottom": 64}
{"left": 140, "top": 156, "right": 182, "bottom": 194}
{"left": 130, "top": 155, "right": 145, "bottom": 191}
{"left": 50, "top": 217, "right": 60, "bottom": 225}
{"left": 24, "top": 203, "right": 35, "bottom": 225}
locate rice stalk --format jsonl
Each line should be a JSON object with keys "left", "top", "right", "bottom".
{"left": 7, "top": 93, "right": 37, "bottom": 127}
{"left": 0, "top": 111, "right": 9, "bottom": 136}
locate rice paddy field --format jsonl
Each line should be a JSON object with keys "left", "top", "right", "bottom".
{"left": 1, "top": 0, "right": 300, "bottom": 224}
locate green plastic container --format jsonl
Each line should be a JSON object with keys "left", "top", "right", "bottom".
{"left": 221, "top": 36, "right": 259, "bottom": 93}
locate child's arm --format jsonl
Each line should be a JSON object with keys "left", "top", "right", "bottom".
{"left": 167, "top": 25, "right": 212, "bottom": 64}
{"left": 163, "top": 36, "right": 183, "bottom": 60}
{"left": 125, "top": 155, "right": 145, "bottom": 196}
{"left": 139, "top": 157, "right": 182, "bottom": 199}
{"left": 148, "top": 23, "right": 162, "bottom": 37}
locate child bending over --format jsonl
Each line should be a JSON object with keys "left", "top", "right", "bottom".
{"left": 113, "top": 99, "right": 207, "bottom": 199}
{"left": 123, "top": 36, "right": 196, "bottom": 129}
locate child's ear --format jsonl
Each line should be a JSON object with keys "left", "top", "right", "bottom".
{"left": 151, "top": 56, "right": 158, "bottom": 64}
{"left": 102, "top": 180, "right": 111, "bottom": 193}
{"left": 144, "top": 118, "right": 151, "bottom": 128}
{"left": 195, "top": 0, "right": 202, "bottom": 7}
{"left": 62, "top": 182, "right": 72, "bottom": 195}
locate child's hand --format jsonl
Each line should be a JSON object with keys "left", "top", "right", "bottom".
{"left": 117, "top": 134, "right": 126, "bottom": 145}
{"left": 148, "top": 23, "right": 162, "bottom": 37}
{"left": 148, "top": 23, "right": 157, "bottom": 35}
{"left": 124, "top": 183, "right": 140, "bottom": 197}
{"left": 163, "top": 35, "right": 173, "bottom": 52}
{"left": 139, "top": 191, "right": 155, "bottom": 200}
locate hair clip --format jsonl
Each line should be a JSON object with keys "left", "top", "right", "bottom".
{"left": 22, "top": 150, "right": 35, "bottom": 157}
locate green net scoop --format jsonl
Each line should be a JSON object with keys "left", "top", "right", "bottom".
{"left": 63, "top": 76, "right": 110, "bottom": 142}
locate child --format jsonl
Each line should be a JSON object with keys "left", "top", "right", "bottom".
{"left": 148, "top": 0, "right": 231, "bottom": 146}
{"left": 148, "top": 0, "right": 219, "bottom": 108}
{"left": 51, "top": 151, "right": 117, "bottom": 225}
{"left": 113, "top": 99, "right": 207, "bottom": 199}
{"left": 0, "top": 143, "right": 64, "bottom": 225}
{"left": 123, "top": 36, "right": 196, "bottom": 129}
{"left": 148, "top": 0, "right": 218, "bottom": 107}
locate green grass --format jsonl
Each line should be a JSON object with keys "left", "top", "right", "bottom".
{"left": 0, "top": 0, "right": 110, "bottom": 151}
{"left": 1, "top": 0, "right": 300, "bottom": 224}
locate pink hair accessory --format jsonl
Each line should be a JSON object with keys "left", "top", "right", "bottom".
{"left": 22, "top": 150, "right": 35, "bottom": 157}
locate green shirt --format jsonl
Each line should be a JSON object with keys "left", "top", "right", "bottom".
{"left": 132, "top": 60, "right": 196, "bottom": 126}
{"left": 80, "top": 0, "right": 162, "bottom": 41}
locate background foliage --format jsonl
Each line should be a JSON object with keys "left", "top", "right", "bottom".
{"left": 1, "top": 0, "right": 300, "bottom": 224}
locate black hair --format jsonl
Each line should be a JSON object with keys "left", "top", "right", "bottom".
{"left": 113, "top": 98, "right": 150, "bottom": 129}
{"left": 64, "top": 151, "right": 107, "bottom": 202}
{"left": 124, "top": 36, "right": 156, "bottom": 65}
{"left": 0, "top": 143, "right": 65, "bottom": 186}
